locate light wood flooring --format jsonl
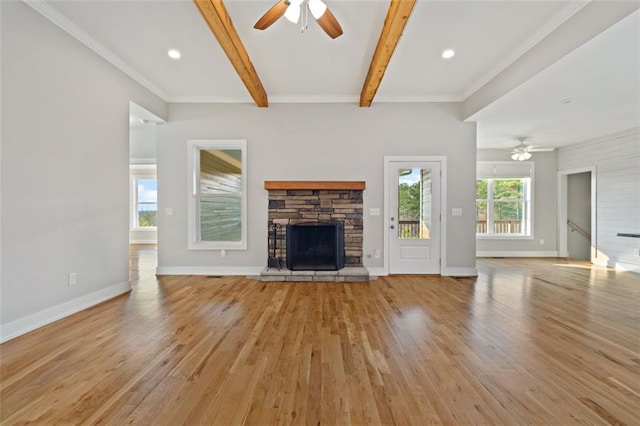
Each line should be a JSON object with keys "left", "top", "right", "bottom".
{"left": 1, "top": 247, "right": 639, "bottom": 424}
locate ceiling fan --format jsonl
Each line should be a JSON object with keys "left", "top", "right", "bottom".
{"left": 510, "top": 137, "right": 554, "bottom": 161}
{"left": 254, "top": 0, "right": 343, "bottom": 39}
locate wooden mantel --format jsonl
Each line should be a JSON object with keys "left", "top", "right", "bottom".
{"left": 264, "top": 181, "right": 366, "bottom": 191}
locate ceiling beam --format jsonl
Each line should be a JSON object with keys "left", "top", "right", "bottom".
{"left": 193, "top": 0, "right": 269, "bottom": 107}
{"left": 360, "top": 0, "right": 417, "bottom": 107}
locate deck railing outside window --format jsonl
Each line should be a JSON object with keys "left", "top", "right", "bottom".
{"left": 476, "top": 220, "right": 522, "bottom": 234}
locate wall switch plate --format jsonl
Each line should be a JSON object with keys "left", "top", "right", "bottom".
{"left": 370, "top": 208, "right": 380, "bottom": 216}
{"left": 165, "top": 207, "right": 174, "bottom": 216}
{"left": 68, "top": 272, "right": 77, "bottom": 286}
{"left": 451, "top": 208, "right": 463, "bottom": 216}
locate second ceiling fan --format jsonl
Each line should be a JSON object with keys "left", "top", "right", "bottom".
{"left": 254, "top": 0, "right": 343, "bottom": 39}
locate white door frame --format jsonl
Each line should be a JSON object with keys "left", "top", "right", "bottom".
{"left": 557, "top": 166, "right": 597, "bottom": 262}
{"left": 383, "top": 156, "right": 447, "bottom": 275}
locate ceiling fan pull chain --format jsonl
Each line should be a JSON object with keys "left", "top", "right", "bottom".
{"left": 301, "top": 2, "right": 308, "bottom": 33}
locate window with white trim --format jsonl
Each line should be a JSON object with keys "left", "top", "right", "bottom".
{"left": 476, "top": 162, "right": 533, "bottom": 238}
{"left": 187, "top": 139, "right": 247, "bottom": 250}
{"left": 131, "top": 176, "right": 157, "bottom": 230}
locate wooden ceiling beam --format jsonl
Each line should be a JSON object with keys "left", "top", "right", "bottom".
{"left": 359, "top": 0, "right": 417, "bottom": 107}
{"left": 193, "top": 0, "right": 269, "bottom": 107}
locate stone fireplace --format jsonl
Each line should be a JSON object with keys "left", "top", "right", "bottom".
{"left": 262, "top": 181, "right": 368, "bottom": 282}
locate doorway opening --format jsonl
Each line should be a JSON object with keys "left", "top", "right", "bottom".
{"left": 128, "top": 102, "right": 164, "bottom": 283}
{"left": 558, "top": 167, "right": 596, "bottom": 262}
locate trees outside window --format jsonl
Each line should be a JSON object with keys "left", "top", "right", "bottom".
{"left": 476, "top": 178, "right": 531, "bottom": 236}
{"left": 132, "top": 177, "right": 157, "bottom": 229}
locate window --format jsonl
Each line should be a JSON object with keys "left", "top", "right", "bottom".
{"left": 187, "top": 139, "right": 247, "bottom": 250}
{"left": 397, "top": 168, "right": 432, "bottom": 239}
{"left": 476, "top": 162, "right": 533, "bottom": 238}
{"left": 131, "top": 175, "right": 157, "bottom": 230}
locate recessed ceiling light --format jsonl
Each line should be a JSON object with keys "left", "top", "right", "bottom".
{"left": 441, "top": 49, "right": 455, "bottom": 59}
{"left": 167, "top": 49, "right": 181, "bottom": 60}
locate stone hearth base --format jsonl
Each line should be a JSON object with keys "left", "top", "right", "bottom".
{"left": 260, "top": 267, "right": 369, "bottom": 282}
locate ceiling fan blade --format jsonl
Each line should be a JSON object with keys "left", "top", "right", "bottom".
{"left": 315, "top": 7, "right": 343, "bottom": 39}
{"left": 254, "top": 0, "right": 289, "bottom": 30}
{"left": 529, "top": 147, "right": 556, "bottom": 152}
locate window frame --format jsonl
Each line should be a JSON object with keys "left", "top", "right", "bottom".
{"left": 130, "top": 172, "right": 158, "bottom": 232}
{"left": 187, "top": 139, "right": 247, "bottom": 250}
{"left": 476, "top": 162, "right": 534, "bottom": 240}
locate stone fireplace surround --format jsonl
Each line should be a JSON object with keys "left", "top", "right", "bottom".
{"left": 261, "top": 181, "right": 369, "bottom": 282}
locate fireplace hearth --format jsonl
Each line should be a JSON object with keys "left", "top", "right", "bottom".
{"left": 262, "top": 181, "right": 369, "bottom": 282}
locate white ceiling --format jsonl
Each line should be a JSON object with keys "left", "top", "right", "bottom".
{"left": 30, "top": 0, "right": 640, "bottom": 148}
{"left": 474, "top": 8, "right": 640, "bottom": 149}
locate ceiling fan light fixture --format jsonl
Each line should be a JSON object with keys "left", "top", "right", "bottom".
{"left": 284, "top": 2, "right": 302, "bottom": 23}
{"left": 441, "top": 49, "right": 455, "bottom": 59}
{"left": 167, "top": 49, "right": 181, "bottom": 60}
{"left": 511, "top": 149, "right": 532, "bottom": 161}
{"left": 308, "top": 0, "right": 327, "bottom": 19}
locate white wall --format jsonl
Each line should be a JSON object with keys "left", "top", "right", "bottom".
{"left": 130, "top": 124, "right": 157, "bottom": 164}
{"left": 559, "top": 128, "right": 640, "bottom": 272}
{"left": 567, "top": 172, "right": 591, "bottom": 260}
{"left": 0, "top": 1, "right": 166, "bottom": 340}
{"left": 157, "top": 102, "right": 477, "bottom": 276}
{"left": 476, "top": 150, "right": 558, "bottom": 256}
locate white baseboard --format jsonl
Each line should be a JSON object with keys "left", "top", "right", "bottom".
{"left": 0, "top": 280, "right": 131, "bottom": 344}
{"left": 362, "top": 266, "right": 478, "bottom": 277}
{"left": 614, "top": 262, "right": 640, "bottom": 274}
{"left": 477, "top": 251, "right": 559, "bottom": 258}
{"left": 129, "top": 240, "right": 157, "bottom": 244}
{"left": 156, "top": 266, "right": 264, "bottom": 276}
{"left": 593, "top": 258, "right": 640, "bottom": 274}
{"left": 366, "top": 267, "right": 387, "bottom": 277}
{"left": 443, "top": 267, "right": 478, "bottom": 277}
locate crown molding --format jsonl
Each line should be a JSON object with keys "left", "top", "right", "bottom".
{"left": 461, "top": 1, "right": 590, "bottom": 101}
{"left": 168, "top": 94, "right": 464, "bottom": 104}
{"left": 373, "top": 95, "right": 464, "bottom": 103}
{"left": 23, "top": 0, "right": 169, "bottom": 102}
{"left": 168, "top": 95, "right": 256, "bottom": 104}
{"left": 270, "top": 95, "right": 359, "bottom": 104}
{"left": 168, "top": 95, "right": 360, "bottom": 104}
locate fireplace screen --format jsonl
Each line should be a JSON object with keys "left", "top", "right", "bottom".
{"left": 286, "top": 222, "right": 345, "bottom": 271}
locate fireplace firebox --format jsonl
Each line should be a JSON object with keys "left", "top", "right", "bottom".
{"left": 286, "top": 222, "right": 344, "bottom": 271}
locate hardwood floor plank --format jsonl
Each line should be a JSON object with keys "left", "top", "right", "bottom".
{"left": 1, "top": 249, "right": 639, "bottom": 424}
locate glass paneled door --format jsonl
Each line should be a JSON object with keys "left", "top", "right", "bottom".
{"left": 389, "top": 161, "right": 441, "bottom": 274}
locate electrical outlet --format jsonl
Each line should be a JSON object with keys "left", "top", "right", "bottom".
{"left": 220, "top": 249, "right": 227, "bottom": 258}
{"left": 374, "top": 249, "right": 380, "bottom": 259}
{"left": 68, "top": 272, "right": 77, "bottom": 286}
{"left": 540, "top": 239, "right": 544, "bottom": 245}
